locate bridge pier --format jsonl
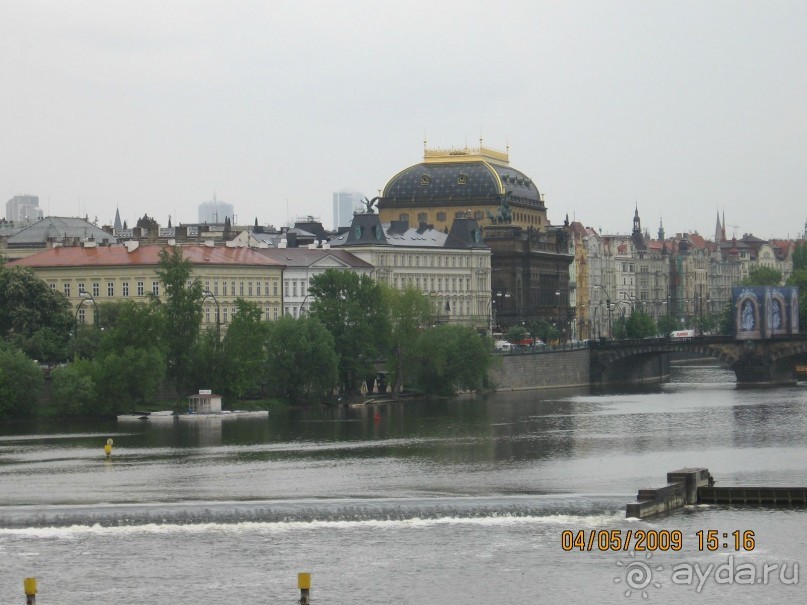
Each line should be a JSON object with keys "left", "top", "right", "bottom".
{"left": 732, "top": 355, "right": 797, "bottom": 387}
{"left": 590, "top": 336, "right": 807, "bottom": 388}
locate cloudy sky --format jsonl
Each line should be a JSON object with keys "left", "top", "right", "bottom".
{"left": 3, "top": 1, "right": 805, "bottom": 239}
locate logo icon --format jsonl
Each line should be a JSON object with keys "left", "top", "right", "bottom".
{"left": 615, "top": 552, "right": 663, "bottom": 598}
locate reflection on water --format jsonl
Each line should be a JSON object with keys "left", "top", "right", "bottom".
{"left": 0, "top": 362, "right": 805, "bottom": 604}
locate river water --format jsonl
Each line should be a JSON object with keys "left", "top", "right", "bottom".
{"left": 1, "top": 362, "right": 804, "bottom": 603}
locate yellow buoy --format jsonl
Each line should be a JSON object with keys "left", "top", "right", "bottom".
{"left": 23, "top": 577, "right": 37, "bottom": 596}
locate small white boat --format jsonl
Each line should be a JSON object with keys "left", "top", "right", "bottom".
{"left": 176, "top": 410, "right": 269, "bottom": 419}
{"left": 117, "top": 410, "right": 176, "bottom": 421}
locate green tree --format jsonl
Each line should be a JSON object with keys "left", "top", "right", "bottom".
{"left": 505, "top": 325, "right": 528, "bottom": 343}
{"left": 657, "top": 314, "right": 679, "bottom": 337}
{"left": 263, "top": 315, "right": 338, "bottom": 402}
{"left": 50, "top": 360, "right": 97, "bottom": 416}
{"left": 786, "top": 267, "right": 807, "bottom": 331}
{"left": 716, "top": 302, "right": 734, "bottom": 336}
{"left": 625, "top": 310, "right": 657, "bottom": 338}
{"left": 220, "top": 299, "right": 267, "bottom": 399}
{"left": 792, "top": 242, "right": 807, "bottom": 271}
{"left": 0, "top": 344, "right": 43, "bottom": 418}
{"left": 308, "top": 270, "right": 389, "bottom": 394}
{"left": 94, "top": 346, "right": 166, "bottom": 414}
{"left": 97, "top": 300, "right": 166, "bottom": 356}
{"left": 0, "top": 266, "right": 74, "bottom": 352}
{"left": 67, "top": 325, "right": 104, "bottom": 361}
{"left": 741, "top": 266, "right": 782, "bottom": 286}
{"left": 383, "top": 285, "right": 433, "bottom": 397}
{"left": 154, "top": 246, "right": 203, "bottom": 395}
{"left": 612, "top": 309, "right": 656, "bottom": 339}
{"left": 612, "top": 316, "right": 627, "bottom": 339}
{"left": 529, "top": 319, "right": 558, "bottom": 343}
{"left": 185, "top": 329, "right": 226, "bottom": 397}
{"left": 407, "top": 325, "right": 492, "bottom": 396}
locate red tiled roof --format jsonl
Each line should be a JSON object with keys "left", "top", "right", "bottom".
{"left": 8, "top": 245, "right": 284, "bottom": 268}
{"left": 687, "top": 233, "right": 707, "bottom": 249}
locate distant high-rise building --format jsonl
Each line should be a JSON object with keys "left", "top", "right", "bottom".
{"left": 198, "top": 195, "right": 234, "bottom": 224}
{"left": 333, "top": 189, "right": 364, "bottom": 230}
{"left": 6, "top": 194, "right": 43, "bottom": 222}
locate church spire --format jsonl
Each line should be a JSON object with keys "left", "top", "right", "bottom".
{"left": 114, "top": 207, "right": 122, "bottom": 231}
{"left": 714, "top": 210, "right": 722, "bottom": 243}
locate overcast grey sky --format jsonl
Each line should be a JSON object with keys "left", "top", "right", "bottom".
{"left": 2, "top": 1, "right": 805, "bottom": 239}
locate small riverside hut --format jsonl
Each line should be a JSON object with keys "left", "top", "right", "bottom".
{"left": 187, "top": 390, "right": 222, "bottom": 414}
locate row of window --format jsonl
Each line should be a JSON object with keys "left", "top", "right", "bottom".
{"left": 59, "top": 281, "right": 159, "bottom": 298}
{"left": 203, "top": 303, "right": 281, "bottom": 324}
{"left": 56, "top": 279, "right": 281, "bottom": 299}
{"left": 377, "top": 252, "right": 484, "bottom": 269}
{"left": 432, "top": 297, "right": 477, "bottom": 316}
{"left": 204, "top": 280, "right": 279, "bottom": 297}
{"left": 399, "top": 210, "right": 543, "bottom": 226}
{"left": 284, "top": 280, "right": 307, "bottom": 298}
{"left": 392, "top": 274, "right": 480, "bottom": 293}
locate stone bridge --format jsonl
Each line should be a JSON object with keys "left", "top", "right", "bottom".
{"left": 590, "top": 335, "right": 807, "bottom": 387}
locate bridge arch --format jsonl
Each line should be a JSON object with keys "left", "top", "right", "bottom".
{"left": 590, "top": 337, "right": 807, "bottom": 387}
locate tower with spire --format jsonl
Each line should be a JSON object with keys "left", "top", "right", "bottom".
{"left": 114, "top": 207, "right": 122, "bottom": 231}
{"left": 631, "top": 204, "right": 646, "bottom": 252}
{"left": 714, "top": 210, "right": 727, "bottom": 243}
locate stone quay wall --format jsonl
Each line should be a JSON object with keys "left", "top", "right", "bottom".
{"left": 489, "top": 349, "right": 591, "bottom": 391}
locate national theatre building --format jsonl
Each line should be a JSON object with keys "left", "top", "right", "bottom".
{"left": 377, "top": 144, "right": 574, "bottom": 335}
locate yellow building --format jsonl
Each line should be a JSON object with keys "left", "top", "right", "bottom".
{"left": 377, "top": 144, "right": 548, "bottom": 232}
{"left": 8, "top": 242, "right": 284, "bottom": 329}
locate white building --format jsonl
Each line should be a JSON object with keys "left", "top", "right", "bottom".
{"left": 256, "top": 247, "right": 374, "bottom": 318}
{"left": 329, "top": 213, "right": 492, "bottom": 330}
{"left": 198, "top": 195, "right": 234, "bottom": 224}
{"left": 332, "top": 189, "right": 364, "bottom": 230}
{"left": 6, "top": 195, "right": 43, "bottom": 223}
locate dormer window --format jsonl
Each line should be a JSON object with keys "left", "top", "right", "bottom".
{"left": 420, "top": 174, "right": 431, "bottom": 185}
{"left": 457, "top": 173, "right": 468, "bottom": 185}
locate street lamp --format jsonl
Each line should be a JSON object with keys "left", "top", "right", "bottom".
{"left": 492, "top": 290, "right": 510, "bottom": 333}
{"left": 299, "top": 293, "right": 312, "bottom": 317}
{"left": 596, "top": 284, "right": 612, "bottom": 339}
{"left": 202, "top": 290, "right": 221, "bottom": 340}
{"left": 75, "top": 290, "right": 98, "bottom": 327}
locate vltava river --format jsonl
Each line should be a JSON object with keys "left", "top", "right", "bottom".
{"left": 1, "top": 363, "right": 804, "bottom": 603}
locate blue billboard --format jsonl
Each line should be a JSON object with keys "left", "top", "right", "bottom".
{"left": 733, "top": 286, "right": 799, "bottom": 339}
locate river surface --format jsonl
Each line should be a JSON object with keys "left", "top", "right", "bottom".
{"left": 1, "top": 362, "right": 805, "bottom": 604}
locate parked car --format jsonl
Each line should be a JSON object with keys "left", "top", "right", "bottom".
{"left": 494, "top": 340, "right": 512, "bottom": 352}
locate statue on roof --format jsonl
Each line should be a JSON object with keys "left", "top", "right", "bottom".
{"left": 487, "top": 191, "right": 513, "bottom": 224}
{"left": 362, "top": 197, "right": 379, "bottom": 214}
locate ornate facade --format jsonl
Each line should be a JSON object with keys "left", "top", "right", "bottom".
{"left": 377, "top": 144, "right": 573, "bottom": 331}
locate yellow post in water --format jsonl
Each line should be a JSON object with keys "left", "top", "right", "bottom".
{"left": 298, "top": 572, "right": 311, "bottom": 605}
{"left": 24, "top": 577, "right": 37, "bottom": 604}
{"left": 104, "top": 438, "right": 113, "bottom": 458}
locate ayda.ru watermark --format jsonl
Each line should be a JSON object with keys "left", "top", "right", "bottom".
{"left": 615, "top": 552, "right": 799, "bottom": 598}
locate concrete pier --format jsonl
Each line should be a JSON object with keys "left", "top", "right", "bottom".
{"left": 626, "top": 468, "right": 712, "bottom": 519}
